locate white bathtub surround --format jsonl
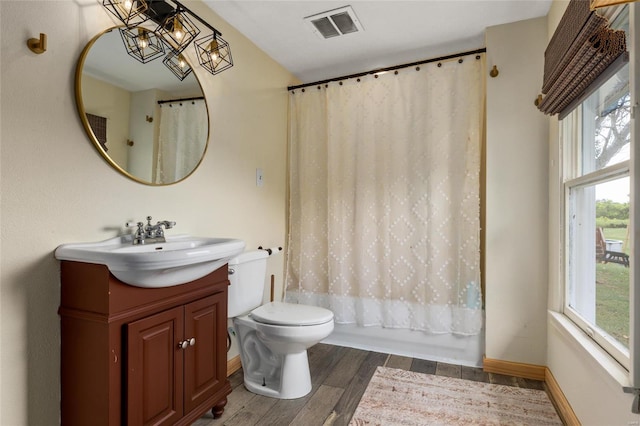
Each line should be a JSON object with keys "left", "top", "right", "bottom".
{"left": 286, "top": 291, "right": 483, "bottom": 336}
{"left": 323, "top": 323, "right": 484, "bottom": 367}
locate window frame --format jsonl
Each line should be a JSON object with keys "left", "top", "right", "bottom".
{"left": 563, "top": 163, "right": 631, "bottom": 369}
{"left": 560, "top": 20, "right": 633, "bottom": 370}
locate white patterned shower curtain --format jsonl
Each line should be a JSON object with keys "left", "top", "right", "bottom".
{"left": 286, "top": 54, "right": 485, "bottom": 336}
{"left": 155, "top": 99, "right": 208, "bottom": 184}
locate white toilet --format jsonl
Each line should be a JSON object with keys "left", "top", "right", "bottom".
{"left": 228, "top": 250, "right": 334, "bottom": 399}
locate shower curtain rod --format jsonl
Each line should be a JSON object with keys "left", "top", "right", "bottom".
{"left": 157, "top": 96, "right": 205, "bottom": 105}
{"left": 287, "top": 47, "right": 486, "bottom": 91}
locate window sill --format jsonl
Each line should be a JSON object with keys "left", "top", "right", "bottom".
{"left": 548, "top": 310, "right": 630, "bottom": 388}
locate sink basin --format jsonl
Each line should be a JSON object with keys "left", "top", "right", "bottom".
{"left": 55, "top": 234, "right": 245, "bottom": 288}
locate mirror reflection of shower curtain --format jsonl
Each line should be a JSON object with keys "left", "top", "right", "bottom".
{"left": 286, "top": 54, "right": 485, "bottom": 336}
{"left": 155, "top": 100, "right": 207, "bottom": 184}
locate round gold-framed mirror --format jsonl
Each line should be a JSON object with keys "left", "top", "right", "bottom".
{"left": 75, "top": 26, "right": 210, "bottom": 185}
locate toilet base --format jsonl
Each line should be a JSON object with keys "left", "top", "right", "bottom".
{"left": 243, "top": 351, "right": 312, "bottom": 399}
{"left": 234, "top": 315, "right": 318, "bottom": 400}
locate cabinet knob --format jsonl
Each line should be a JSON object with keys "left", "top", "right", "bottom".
{"left": 178, "top": 338, "right": 196, "bottom": 349}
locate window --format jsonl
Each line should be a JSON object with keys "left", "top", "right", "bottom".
{"left": 562, "top": 9, "right": 631, "bottom": 368}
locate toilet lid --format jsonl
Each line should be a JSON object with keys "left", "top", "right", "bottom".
{"left": 250, "top": 302, "right": 334, "bottom": 326}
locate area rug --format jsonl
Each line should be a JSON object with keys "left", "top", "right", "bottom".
{"left": 349, "top": 367, "right": 562, "bottom": 425}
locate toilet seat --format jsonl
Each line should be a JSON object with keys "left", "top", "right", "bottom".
{"left": 250, "top": 302, "right": 333, "bottom": 326}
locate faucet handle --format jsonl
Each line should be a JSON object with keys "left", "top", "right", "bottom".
{"left": 160, "top": 221, "right": 176, "bottom": 229}
{"left": 126, "top": 221, "right": 145, "bottom": 244}
{"left": 126, "top": 221, "right": 144, "bottom": 232}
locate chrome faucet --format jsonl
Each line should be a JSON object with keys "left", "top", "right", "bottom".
{"left": 126, "top": 216, "right": 176, "bottom": 245}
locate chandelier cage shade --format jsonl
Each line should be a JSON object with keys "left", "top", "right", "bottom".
{"left": 102, "top": 0, "right": 149, "bottom": 27}
{"left": 102, "top": 0, "right": 233, "bottom": 77}
{"left": 156, "top": 8, "right": 200, "bottom": 54}
{"left": 195, "top": 33, "right": 234, "bottom": 75}
{"left": 120, "top": 27, "right": 165, "bottom": 63}
{"left": 163, "top": 50, "right": 193, "bottom": 80}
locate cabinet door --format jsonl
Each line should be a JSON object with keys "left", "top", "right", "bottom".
{"left": 183, "top": 292, "right": 227, "bottom": 414}
{"left": 127, "top": 306, "right": 184, "bottom": 426}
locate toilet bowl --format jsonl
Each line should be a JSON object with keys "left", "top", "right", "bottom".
{"left": 228, "top": 251, "right": 334, "bottom": 399}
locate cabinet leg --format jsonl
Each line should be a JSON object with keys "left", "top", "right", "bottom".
{"left": 212, "top": 397, "right": 228, "bottom": 419}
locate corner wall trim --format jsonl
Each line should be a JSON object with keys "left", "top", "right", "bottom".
{"left": 227, "top": 355, "right": 242, "bottom": 377}
{"left": 545, "top": 367, "right": 581, "bottom": 426}
{"left": 483, "top": 357, "right": 580, "bottom": 425}
{"left": 483, "top": 356, "right": 546, "bottom": 381}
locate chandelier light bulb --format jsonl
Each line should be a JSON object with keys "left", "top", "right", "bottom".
{"left": 173, "top": 16, "right": 185, "bottom": 41}
{"left": 209, "top": 39, "right": 219, "bottom": 61}
{"left": 137, "top": 29, "right": 149, "bottom": 49}
{"left": 178, "top": 55, "right": 186, "bottom": 68}
{"left": 122, "top": 0, "right": 133, "bottom": 12}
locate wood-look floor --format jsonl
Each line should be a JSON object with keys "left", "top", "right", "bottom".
{"left": 194, "top": 343, "right": 547, "bottom": 426}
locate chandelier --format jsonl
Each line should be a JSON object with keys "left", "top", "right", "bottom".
{"left": 102, "top": 0, "right": 233, "bottom": 79}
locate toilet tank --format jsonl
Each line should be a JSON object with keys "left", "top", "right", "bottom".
{"left": 227, "top": 250, "right": 270, "bottom": 318}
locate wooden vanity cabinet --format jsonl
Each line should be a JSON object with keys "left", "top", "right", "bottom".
{"left": 59, "top": 261, "right": 232, "bottom": 426}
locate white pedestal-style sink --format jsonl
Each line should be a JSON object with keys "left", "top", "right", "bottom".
{"left": 55, "top": 234, "right": 245, "bottom": 288}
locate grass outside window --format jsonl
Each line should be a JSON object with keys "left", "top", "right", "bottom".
{"left": 596, "top": 227, "right": 630, "bottom": 348}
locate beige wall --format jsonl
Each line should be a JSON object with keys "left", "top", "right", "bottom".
{"left": 546, "top": 0, "right": 567, "bottom": 322}
{"left": 485, "top": 16, "right": 550, "bottom": 365}
{"left": 545, "top": 1, "right": 640, "bottom": 424}
{"left": 82, "top": 74, "right": 131, "bottom": 167}
{"left": 0, "top": 1, "right": 296, "bottom": 424}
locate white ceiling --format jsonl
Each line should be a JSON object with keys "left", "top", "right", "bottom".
{"left": 83, "top": 27, "right": 202, "bottom": 94}
{"left": 203, "top": 0, "right": 553, "bottom": 84}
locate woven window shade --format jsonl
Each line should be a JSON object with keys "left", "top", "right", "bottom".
{"left": 86, "top": 113, "right": 108, "bottom": 152}
{"left": 538, "top": 0, "right": 627, "bottom": 115}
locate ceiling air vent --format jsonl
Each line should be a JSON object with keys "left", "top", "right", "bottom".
{"left": 305, "top": 6, "right": 364, "bottom": 39}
